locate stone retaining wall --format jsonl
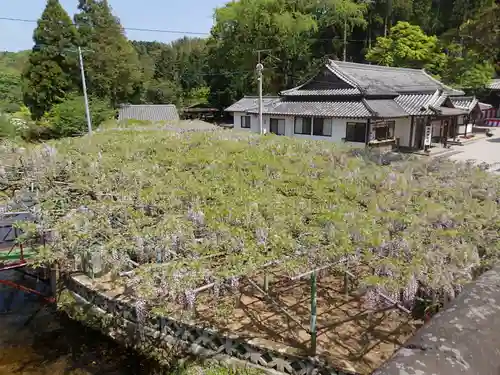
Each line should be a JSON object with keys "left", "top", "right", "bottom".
{"left": 63, "top": 274, "right": 355, "bottom": 375}
{"left": 373, "top": 264, "right": 500, "bottom": 375}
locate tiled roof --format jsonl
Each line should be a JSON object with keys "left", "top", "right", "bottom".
{"left": 489, "top": 79, "right": 500, "bottom": 90}
{"left": 363, "top": 99, "right": 408, "bottom": 118}
{"left": 479, "top": 102, "right": 493, "bottom": 110}
{"left": 330, "top": 61, "right": 464, "bottom": 96}
{"left": 280, "top": 87, "right": 361, "bottom": 96}
{"left": 247, "top": 100, "right": 371, "bottom": 118}
{"left": 278, "top": 60, "right": 464, "bottom": 98}
{"left": 394, "top": 94, "right": 436, "bottom": 115}
{"left": 431, "top": 106, "right": 469, "bottom": 116}
{"left": 118, "top": 105, "right": 179, "bottom": 122}
{"left": 280, "top": 64, "right": 362, "bottom": 97}
{"left": 224, "top": 96, "right": 280, "bottom": 112}
{"left": 450, "top": 96, "right": 479, "bottom": 111}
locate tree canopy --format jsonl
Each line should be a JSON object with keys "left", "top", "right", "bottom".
{"left": 22, "top": 0, "right": 79, "bottom": 119}
{"left": 365, "top": 22, "right": 446, "bottom": 73}
{"left": 74, "top": 0, "right": 143, "bottom": 107}
{"left": 0, "top": 0, "right": 498, "bottom": 141}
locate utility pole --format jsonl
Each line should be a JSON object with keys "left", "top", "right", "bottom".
{"left": 78, "top": 46, "right": 92, "bottom": 136}
{"left": 343, "top": 17, "right": 347, "bottom": 62}
{"left": 255, "top": 50, "right": 271, "bottom": 135}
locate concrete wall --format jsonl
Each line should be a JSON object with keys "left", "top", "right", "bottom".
{"left": 373, "top": 264, "right": 500, "bottom": 375}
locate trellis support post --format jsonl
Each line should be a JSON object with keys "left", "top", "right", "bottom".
{"left": 310, "top": 270, "right": 317, "bottom": 357}
{"left": 344, "top": 261, "right": 349, "bottom": 296}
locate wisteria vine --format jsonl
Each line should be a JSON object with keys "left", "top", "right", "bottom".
{"left": 1, "top": 130, "right": 499, "bottom": 316}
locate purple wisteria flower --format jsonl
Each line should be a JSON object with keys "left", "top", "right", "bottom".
{"left": 187, "top": 207, "right": 205, "bottom": 226}
{"left": 255, "top": 227, "right": 268, "bottom": 246}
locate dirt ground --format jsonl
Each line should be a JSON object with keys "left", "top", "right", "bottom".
{"left": 89, "top": 270, "right": 422, "bottom": 375}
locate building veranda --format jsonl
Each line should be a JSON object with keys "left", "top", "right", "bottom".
{"left": 2, "top": 130, "right": 500, "bottom": 374}
{"left": 226, "top": 60, "right": 491, "bottom": 153}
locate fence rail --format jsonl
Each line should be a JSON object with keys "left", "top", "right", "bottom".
{"left": 0, "top": 211, "right": 31, "bottom": 244}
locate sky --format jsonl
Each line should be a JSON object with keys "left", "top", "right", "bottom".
{"left": 0, "top": 0, "right": 226, "bottom": 51}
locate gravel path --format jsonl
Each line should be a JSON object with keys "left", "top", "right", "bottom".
{"left": 449, "top": 129, "right": 500, "bottom": 173}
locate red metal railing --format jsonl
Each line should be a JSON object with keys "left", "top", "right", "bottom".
{"left": 0, "top": 279, "right": 55, "bottom": 304}
{"left": 0, "top": 220, "right": 54, "bottom": 303}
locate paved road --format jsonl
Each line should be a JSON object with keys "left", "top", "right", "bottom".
{"left": 449, "top": 129, "right": 500, "bottom": 173}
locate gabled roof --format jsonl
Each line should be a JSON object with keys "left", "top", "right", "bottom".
{"left": 479, "top": 102, "right": 493, "bottom": 110}
{"left": 450, "top": 96, "right": 479, "bottom": 112}
{"left": 280, "top": 60, "right": 464, "bottom": 98}
{"left": 330, "top": 61, "right": 464, "bottom": 96}
{"left": 224, "top": 96, "right": 280, "bottom": 112}
{"left": 118, "top": 104, "right": 179, "bottom": 122}
{"left": 394, "top": 94, "right": 439, "bottom": 115}
{"left": 489, "top": 79, "right": 500, "bottom": 90}
{"left": 224, "top": 60, "right": 471, "bottom": 119}
{"left": 280, "top": 64, "right": 362, "bottom": 97}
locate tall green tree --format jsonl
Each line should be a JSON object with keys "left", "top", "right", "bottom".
{"left": 459, "top": 4, "right": 500, "bottom": 66}
{"left": 206, "top": 0, "right": 322, "bottom": 108}
{"left": 22, "top": 0, "right": 79, "bottom": 119}
{"left": 365, "top": 21, "right": 446, "bottom": 75}
{"left": 74, "top": 0, "right": 143, "bottom": 107}
{"left": 441, "top": 43, "right": 495, "bottom": 90}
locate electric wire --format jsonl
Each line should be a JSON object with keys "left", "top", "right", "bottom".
{"left": 0, "top": 16, "right": 371, "bottom": 43}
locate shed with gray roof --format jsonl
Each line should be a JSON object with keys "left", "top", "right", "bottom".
{"left": 118, "top": 104, "right": 179, "bottom": 122}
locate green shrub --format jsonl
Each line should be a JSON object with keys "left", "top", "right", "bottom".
{"left": 0, "top": 114, "right": 16, "bottom": 139}
{"left": 46, "top": 95, "right": 115, "bottom": 138}
{"left": 0, "top": 102, "right": 21, "bottom": 114}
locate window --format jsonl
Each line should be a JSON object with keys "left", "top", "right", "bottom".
{"left": 295, "top": 117, "right": 332, "bottom": 136}
{"left": 269, "top": 118, "right": 285, "bottom": 135}
{"left": 294, "top": 117, "right": 312, "bottom": 135}
{"left": 241, "top": 115, "right": 251, "bottom": 129}
{"left": 372, "top": 120, "right": 395, "bottom": 141}
{"left": 345, "top": 122, "right": 367, "bottom": 143}
{"left": 313, "top": 118, "right": 332, "bottom": 136}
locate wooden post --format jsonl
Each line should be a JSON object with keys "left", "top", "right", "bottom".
{"left": 263, "top": 274, "right": 269, "bottom": 292}
{"left": 310, "top": 271, "right": 318, "bottom": 357}
{"left": 50, "top": 262, "right": 59, "bottom": 302}
{"left": 343, "top": 260, "right": 349, "bottom": 296}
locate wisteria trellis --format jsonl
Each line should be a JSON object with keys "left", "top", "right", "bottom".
{"left": 1, "top": 130, "right": 499, "bottom": 340}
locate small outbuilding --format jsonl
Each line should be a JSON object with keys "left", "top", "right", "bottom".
{"left": 118, "top": 104, "right": 179, "bottom": 122}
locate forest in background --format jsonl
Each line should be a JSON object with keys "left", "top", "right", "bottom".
{"left": 0, "top": 0, "right": 499, "bottom": 139}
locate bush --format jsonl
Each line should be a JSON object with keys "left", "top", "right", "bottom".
{"left": 0, "top": 102, "right": 21, "bottom": 114}
{"left": 0, "top": 114, "right": 17, "bottom": 139}
{"left": 46, "top": 96, "right": 115, "bottom": 138}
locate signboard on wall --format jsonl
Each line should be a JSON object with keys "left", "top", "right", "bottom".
{"left": 424, "top": 125, "right": 432, "bottom": 146}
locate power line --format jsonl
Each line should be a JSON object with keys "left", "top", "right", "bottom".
{"left": 0, "top": 16, "right": 373, "bottom": 43}
{"left": 0, "top": 17, "right": 210, "bottom": 36}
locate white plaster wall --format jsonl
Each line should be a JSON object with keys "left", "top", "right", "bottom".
{"left": 233, "top": 112, "right": 250, "bottom": 131}
{"left": 232, "top": 113, "right": 367, "bottom": 146}
{"left": 393, "top": 117, "right": 412, "bottom": 147}
{"left": 292, "top": 117, "right": 366, "bottom": 145}
{"left": 458, "top": 123, "right": 473, "bottom": 134}
{"left": 432, "top": 120, "right": 442, "bottom": 137}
